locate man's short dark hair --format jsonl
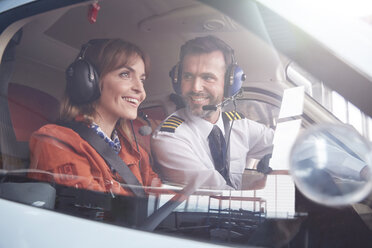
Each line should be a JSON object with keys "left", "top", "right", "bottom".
{"left": 179, "top": 35, "right": 234, "bottom": 67}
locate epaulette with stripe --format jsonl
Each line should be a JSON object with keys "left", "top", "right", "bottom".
{"left": 160, "top": 115, "right": 184, "bottom": 133}
{"left": 222, "top": 111, "right": 245, "bottom": 121}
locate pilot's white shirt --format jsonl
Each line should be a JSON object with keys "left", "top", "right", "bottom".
{"left": 151, "top": 108, "right": 274, "bottom": 190}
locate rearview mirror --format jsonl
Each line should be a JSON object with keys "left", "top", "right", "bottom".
{"left": 289, "top": 124, "right": 372, "bottom": 206}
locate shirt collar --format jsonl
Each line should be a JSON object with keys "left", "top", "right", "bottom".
{"left": 89, "top": 122, "right": 122, "bottom": 154}
{"left": 185, "top": 108, "right": 225, "bottom": 139}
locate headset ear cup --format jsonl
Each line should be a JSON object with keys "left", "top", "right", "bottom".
{"left": 225, "top": 64, "right": 245, "bottom": 97}
{"left": 66, "top": 59, "right": 100, "bottom": 105}
{"left": 169, "top": 63, "right": 182, "bottom": 95}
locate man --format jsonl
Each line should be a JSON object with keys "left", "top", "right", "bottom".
{"left": 151, "top": 36, "right": 274, "bottom": 190}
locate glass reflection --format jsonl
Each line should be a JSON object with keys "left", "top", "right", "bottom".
{"left": 290, "top": 124, "right": 372, "bottom": 206}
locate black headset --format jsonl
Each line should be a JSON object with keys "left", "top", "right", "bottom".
{"left": 65, "top": 40, "right": 102, "bottom": 105}
{"left": 169, "top": 41, "right": 246, "bottom": 98}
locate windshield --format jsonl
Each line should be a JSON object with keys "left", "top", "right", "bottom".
{"left": 1, "top": 0, "right": 372, "bottom": 247}
{"left": 258, "top": 0, "right": 372, "bottom": 80}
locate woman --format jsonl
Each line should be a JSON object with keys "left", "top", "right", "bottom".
{"left": 29, "top": 39, "right": 160, "bottom": 196}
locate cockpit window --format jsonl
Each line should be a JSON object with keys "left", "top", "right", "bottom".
{"left": 287, "top": 62, "right": 372, "bottom": 140}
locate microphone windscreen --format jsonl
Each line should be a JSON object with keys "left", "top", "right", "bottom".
{"left": 202, "top": 105, "right": 217, "bottom": 111}
{"left": 139, "top": 125, "right": 152, "bottom": 136}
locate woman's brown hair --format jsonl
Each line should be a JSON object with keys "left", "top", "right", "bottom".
{"left": 60, "top": 38, "right": 150, "bottom": 141}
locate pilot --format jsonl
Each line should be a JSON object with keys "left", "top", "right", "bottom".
{"left": 151, "top": 35, "right": 274, "bottom": 190}
{"left": 29, "top": 39, "right": 160, "bottom": 196}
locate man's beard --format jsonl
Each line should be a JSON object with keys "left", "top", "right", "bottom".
{"left": 183, "top": 93, "right": 222, "bottom": 119}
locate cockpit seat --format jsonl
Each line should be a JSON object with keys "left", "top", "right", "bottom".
{"left": 0, "top": 82, "right": 60, "bottom": 170}
{"left": 8, "top": 83, "right": 60, "bottom": 142}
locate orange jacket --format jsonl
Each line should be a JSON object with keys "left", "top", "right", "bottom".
{"left": 28, "top": 124, "right": 160, "bottom": 196}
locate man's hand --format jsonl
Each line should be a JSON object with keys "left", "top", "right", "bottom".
{"left": 241, "top": 170, "right": 267, "bottom": 190}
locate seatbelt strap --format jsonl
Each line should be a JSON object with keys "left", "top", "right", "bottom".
{"left": 60, "top": 121, "right": 146, "bottom": 198}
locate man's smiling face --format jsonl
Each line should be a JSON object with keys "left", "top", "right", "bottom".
{"left": 180, "top": 50, "right": 226, "bottom": 123}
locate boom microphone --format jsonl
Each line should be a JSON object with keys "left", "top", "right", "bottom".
{"left": 202, "top": 89, "right": 243, "bottom": 111}
{"left": 202, "top": 99, "right": 228, "bottom": 111}
{"left": 202, "top": 105, "right": 218, "bottom": 111}
{"left": 139, "top": 125, "right": 152, "bottom": 136}
{"left": 138, "top": 111, "right": 152, "bottom": 136}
